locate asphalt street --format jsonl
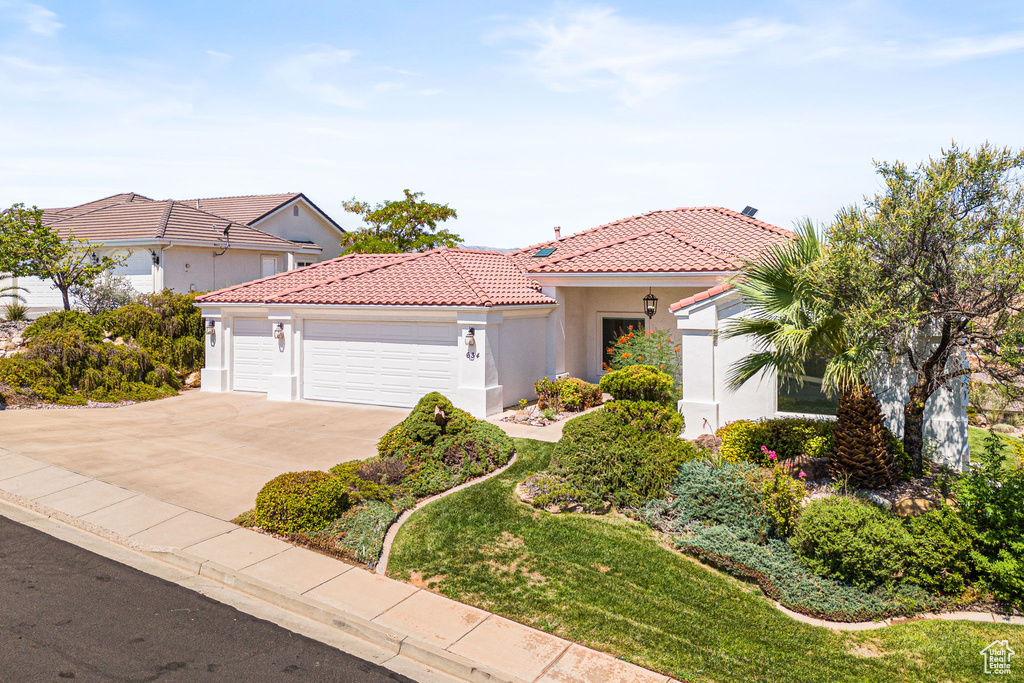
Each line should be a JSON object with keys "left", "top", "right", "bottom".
{"left": 0, "top": 515, "right": 416, "bottom": 682}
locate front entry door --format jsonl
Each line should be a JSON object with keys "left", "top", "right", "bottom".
{"left": 602, "top": 317, "right": 645, "bottom": 369}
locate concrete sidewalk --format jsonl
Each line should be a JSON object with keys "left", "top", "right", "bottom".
{"left": 0, "top": 449, "right": 675, "bottom": 683}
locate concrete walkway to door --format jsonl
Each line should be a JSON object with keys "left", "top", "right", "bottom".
{"left": 0, "top": 392, "right": 408, "bottom": 521}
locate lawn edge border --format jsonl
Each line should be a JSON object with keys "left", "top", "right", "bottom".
{"left": 375, "top": 452, "right": 519, "bottom": 575}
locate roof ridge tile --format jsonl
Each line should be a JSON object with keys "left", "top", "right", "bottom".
{"left": 438, "top": 249, "right": 494, "bottom": 307}
{"left": 264, "top": 251, "right": 426, "bottom": 302}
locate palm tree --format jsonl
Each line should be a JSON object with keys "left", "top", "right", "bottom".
{"left": 721, "top": 220, "right": 897, "bottom": 488}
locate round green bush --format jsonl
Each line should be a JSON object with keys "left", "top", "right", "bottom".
{"left": 433, "top": 421, "right": 515, "bottom": 482}
{"left": 401, "top": 392, "right": 476, "bottom": 445}
{"left": 903, "top": 506, "right": 977, "bottom": 595}
{"left": 25, "top": 310, "right": 104, "bottom": 343}
{"left": 598, "top": 365, "right": 678, "bottom": 405}
{"left": 403, "top": 458, "right": 457, "bottom": 498}
{"left": 553, "top": 409, "right": 697, "bottom": 508}
{"left": 789, "top": 496, "right": 913, "bottom": 589}
{"left": 604, "top": 399, "right": 684, "bottom": 436}
{"left": 254, "top": 470, "right": 351, "bottom": 534}
{"left": 716, "top": 418, "right": 834, "bottom": 465}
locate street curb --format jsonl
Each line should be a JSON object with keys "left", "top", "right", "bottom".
{"left": 0, "top": 493, "right": 515, "bottom": 683}
{"left": 376, "top": 452, "right": 518, "bottom": 575}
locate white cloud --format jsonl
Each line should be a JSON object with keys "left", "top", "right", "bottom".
{"left": 419, "top": 88, "right": 442, "bottom": 96}
{"left": 270, "top": 47, "right": 368, "bottom": 108}
{"left": 21, "top": 2, "right": 61, "bottom": 36}
{"left": 206, "top": 49, "right": 232, "bottom": 61}
{"left": 494, "top": 5, "right": 1024, "bottom": 103}
{"left": 491, "top": 7, "right": 792, "bottom": 103}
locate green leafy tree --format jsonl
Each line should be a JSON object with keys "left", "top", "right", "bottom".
{"left": 0, "top": 203, "right": 125, "bottom": 311}
{"left": 341, "top": 189, "right": 460, "bottom": 254}
{"left": 825, "top": 143, "right": 1024, "bottom": 476}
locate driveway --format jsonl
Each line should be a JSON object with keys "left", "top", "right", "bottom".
{"left": 0, "top": 392, "right": 408, "bottom": 520}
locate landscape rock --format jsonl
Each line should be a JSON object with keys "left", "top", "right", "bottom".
{"left": 892, "top": 497, "right": 942, "bottom": 517}
{"left": 185, "top": 371, "right": 201, "bottom": 388}
{"left": 693, "top": 434, "right": 722, "bottom": 454}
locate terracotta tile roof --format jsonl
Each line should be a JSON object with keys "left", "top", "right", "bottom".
{"left": 178, "top": 193, "right": 303, "bottom": 225}
{"left": 669, "top": 282, "right": 735, "bottom": 312}
{"left": 46, "top": 200, "right": 312, "bottom": 251}
{"left": 49, "top": 192, "right": 154, "bottom": 220}
{"left": 197, "top": 249, "right": 555, "bottom": 307}
{"left": 513, "top": 207, "right": 793, "bottom": 274}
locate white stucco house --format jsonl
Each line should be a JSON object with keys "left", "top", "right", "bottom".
{"left": 194, "top": 206, "right": 969, "bottom": 468}
{"left": 4, "top": 192, "right": 345, "bottom": 314}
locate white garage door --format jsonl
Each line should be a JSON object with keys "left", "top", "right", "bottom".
{"left": 16, "top": 276, "right": 63, "bottom": 310}
{"left": 232, "top": 318, "right": 275, "bottom": 392}
{"left": 112, "top": 250, "right": 154, "bottom": 294}
{"left": 303, "top": 320, "right": 458, "bottom": 407}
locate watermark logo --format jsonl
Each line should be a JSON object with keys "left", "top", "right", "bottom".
{"left": 981, "top": 639, "right": 1015, "bottom": 675}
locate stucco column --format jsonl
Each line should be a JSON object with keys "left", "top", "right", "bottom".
{"left": 541, "top": 286, "right": 565, "bottom": 378}
{"left": 675, "top": 303, "right": 719, "bottom": 438}
{"left": 200, "top": 309, "right": 229, "bottom": 392}
{"left": 456, "top": 310, "right": 503, "bottom": 417}
{"left": 266, "top": 312, "right": 299, "bottom": 401}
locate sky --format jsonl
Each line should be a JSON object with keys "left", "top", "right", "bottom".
{"left": 1, "top": 1, "right": 1023, "bottom": 249}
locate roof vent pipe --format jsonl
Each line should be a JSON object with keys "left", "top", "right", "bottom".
{"left": 553, "top": 226, "right": 561, "bottom": 239}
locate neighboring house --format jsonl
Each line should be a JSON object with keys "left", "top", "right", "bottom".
{"left": 194, "top": 206, "right": 968, "bottom": 468}
{"left": 5, "top": 192, "right": 345, "bottom": 314}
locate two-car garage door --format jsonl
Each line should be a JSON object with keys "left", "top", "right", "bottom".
{"left": 302, "top": 320, "right": 458, "bottom": 408}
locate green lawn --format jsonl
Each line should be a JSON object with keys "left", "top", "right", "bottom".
{"left": 389, "top": 438, "right": 1021, "bottom": 683}
{"left": 967, "top": 426, "right": 1022, "bottom": 469}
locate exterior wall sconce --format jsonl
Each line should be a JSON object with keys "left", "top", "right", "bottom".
{"left": 274, "top": 322, "right": 285, "bottom": 340}
{"left": 205, "top": 319, "right": 216, "bottom": 336}
{"left": 643, "top": 288, "right": 658, "bottom": 319}
{"left": 150, "top": 249, "right": 160, "bottom": 266}
{"left": 465, "top": 327, "right": 476, "bottom": 346}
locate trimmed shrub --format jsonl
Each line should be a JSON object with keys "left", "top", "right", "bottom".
{"left": 403, "top": 458, "right": 457, "bottom": 498}
{"left": 434, "top": 421, "right": 514, "bottom": 482}
{"left": 716, "top": 418, "right": 833, "bottom": 465}
{"left": 604, "top": 399, "right": 683, "bottom": 436}
{"left": 519, "top": 471, "right": 599, "bottom": 511}
{"left": 328, "top": 461, "right": 395, "bottom": 502}
{"left": 598, "top": 365, "right": 678, "bottom": 405}
{"left": 789, "top": 496, "right": 913, "bottom": 589}
{"left": 552, "top": 409, "right": 697, "bottom": 507}
{"left": 534, "top": 376, "right": 602, "bottom": 412}
{"left": 401, "top": 392, "right": 476, "bottom": 446}
{"left": 904, "top": 506, "right": 977, "bottom": 595}
{"left": 254, "top": 470, "right": 351, "bottom": 534}
{"left": 25, "top": 310, "right": 104, "bottom": 342}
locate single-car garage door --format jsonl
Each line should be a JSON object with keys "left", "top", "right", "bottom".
{"left": 303, "top": 320, "right": 458, "bottom": 407}
{"left": 232, "top": 318, "right": 275, "bottom": 392}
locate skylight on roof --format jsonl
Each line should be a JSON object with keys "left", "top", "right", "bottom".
{"left": 533, "top": 248, "right": 556, "bottom": 257}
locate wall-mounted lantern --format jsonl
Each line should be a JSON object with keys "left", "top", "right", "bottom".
{"left": 205, "top": 319, "right": 216, "bottom": 337}
{"left": 643, "top": 288, "right": 658, "bottom": 320}
{"left": 274, "top": 322, "right": 285, "bottom": 340}
{"left": 150, "top": 249, "right": 160, "bottom": 266}
{"left": 465, "top": 327, "right": 476, "bottom": 346}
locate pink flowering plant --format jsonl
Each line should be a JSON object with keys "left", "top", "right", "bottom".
{"left": 760, "top": 445, "right": 807, "bottom": 536}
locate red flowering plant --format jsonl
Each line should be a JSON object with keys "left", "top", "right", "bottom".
{"left": 760, "top": 445, "right": 807, "bottom": 536}
{"left": 604, "top": 327, "right": 681, "bottom": 386}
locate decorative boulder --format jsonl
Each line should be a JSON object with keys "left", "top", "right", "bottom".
{"left": 783, "top": 454, "right": 830, "bottom": 481}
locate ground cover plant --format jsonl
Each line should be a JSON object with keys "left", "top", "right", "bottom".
{"left": 389, "top": 438, "right": 1020, "bottom": 682}
{"left": 236, "top": 392, "right": 515, "bottom": 569}
{"left": 0, "top": 289, "right": 203, "bottom": 407}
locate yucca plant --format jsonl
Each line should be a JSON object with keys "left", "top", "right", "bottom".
{"left": 1, "top": 284, "right": 27, "bottom": 321}
{"left": 721, "top": 221, "right": 897, "bottom": 488}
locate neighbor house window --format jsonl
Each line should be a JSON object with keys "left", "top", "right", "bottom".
{"left": 296, "top": 260, "right": 313, "bottom": 269}
{"left": 602, "top": 317, "right": 645, "bottom": 368}
{"left": 777, "top": 354, "right": 838, "bottom": 415}
{"left": 292, "top": 205, "right": 299, "bottom": 216}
